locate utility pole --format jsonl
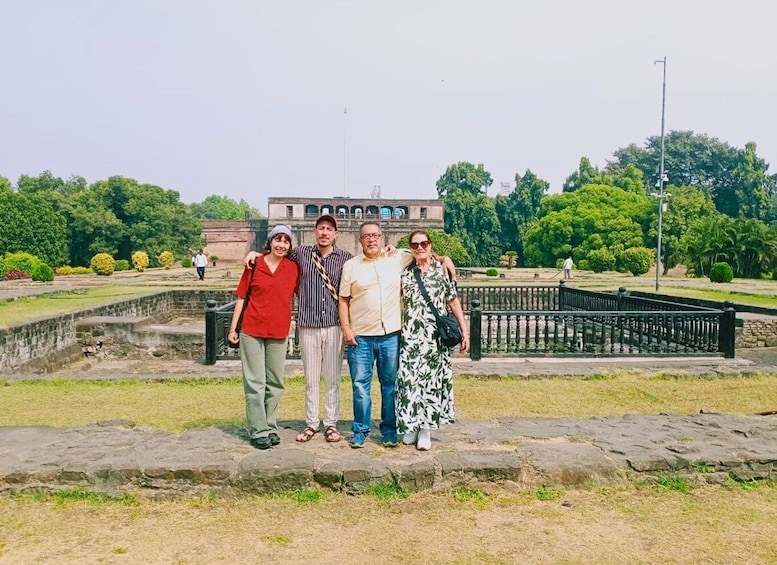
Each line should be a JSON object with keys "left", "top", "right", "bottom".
{"left": 654, "top": 56, "right": 667, "bottom": 292}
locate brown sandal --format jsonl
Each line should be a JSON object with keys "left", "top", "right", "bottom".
{"left": 296, "top": 426, "right": 318, "bottom": 443}
{"left": 324, "top": 426, "right": 342, "bottom": 443}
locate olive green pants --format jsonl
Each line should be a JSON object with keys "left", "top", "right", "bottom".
{"left": 239, "top": 334, "right": 288, "bottom": 439}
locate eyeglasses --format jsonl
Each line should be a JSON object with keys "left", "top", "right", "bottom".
{"left": 409, "top": 240, "right": 430, "bottom": 250}
{"left": 360, "top": 233, "right": 383, "bottom": 241}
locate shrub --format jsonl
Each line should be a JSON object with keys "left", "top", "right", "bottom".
{"left": 158, "top": 251, "right": 175, "bottom": 269}
{"left": 0, "top": 257, "right": 5, "bottom": 280}
{"left": 587, "top": 248, "right": 616, "bottom": 273}
{"left": 132, "top": 251, "right": 149, "bottom": 272}
{"left": 709, "top": 262, "right": 734, "bottom": 283}
{"left": 619, "top": 247, "right": 654, "bottom": 276}
{"left": 114, "top": 259, "right": 130, "bottom": 272}
{"left": 181, "top": 257, "right": 192, "bottom": 268}
{"left": 485, "top": 268, "right": 498, "bottom": 277}
{"left": 55, "top": 266, "right": 93, "bottom": 275}
{"left": 31, "top": 263, "right": 54, "bottom": 282}
{"left": 209, "top": 255, "right": 219, "bottom": 263}
{"left": 4, "top": 252, "right": 42, "bottom": 275}
{"left": 90, "top": 253, "right": 116, "bottom": 276}
{"left": 3, "top": 269, "right": 32, "bottom": 281}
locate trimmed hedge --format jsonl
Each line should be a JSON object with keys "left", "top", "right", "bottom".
{"left": 709, "top": 262, "right": 734, "bottom": 283}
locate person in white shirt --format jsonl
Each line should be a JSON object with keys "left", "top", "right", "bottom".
{"left": 563, "top": 256, "right": 574, "bottom": 279}
{"left": 194, "top": 250, "right": 208, "bottom": 281}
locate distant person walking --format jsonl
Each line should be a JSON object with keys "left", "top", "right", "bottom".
{"left": 563, "top": 256, "right": 574, "bottom": 279}
{"left": 194, "top": 250, "right": 208, "bottom": 281}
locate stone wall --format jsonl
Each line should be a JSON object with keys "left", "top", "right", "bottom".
{"left": 201, "top": 220, "right": 254, "bottom": 264}
{"left": 737, "top": 319, "right": 777, "bottom": 348}
{"left": 0, "top": 290, "right": 234, "bottom": 374}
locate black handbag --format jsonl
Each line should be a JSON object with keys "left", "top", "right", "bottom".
{"left": 413, "top": 267, "right": 463, "bottom": 348}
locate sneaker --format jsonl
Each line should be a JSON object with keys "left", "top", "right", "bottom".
{"left": 416, "top": 429, "right": 431, "bottom": 451}
{"left": 268, "top": 432, "right": 280, "bottom": 446}
{"left": 382, "top": 433, "right": 398, "bottom": 448}
{"left": 350, "top": 431, "right": 368, "bottom": 449}
{"left": 402, "top": 430, "right": 418, "bottom": 446}
{"left": 250, "top": 437, "right": 272, "bottom": 450}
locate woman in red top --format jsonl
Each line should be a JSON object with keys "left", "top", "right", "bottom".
{"left": 228, "top": 225, "right": 299, "bottom": 450}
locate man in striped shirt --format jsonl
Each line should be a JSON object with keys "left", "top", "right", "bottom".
{"left": 245, "top": 214, "right": 352, "bottom": 443}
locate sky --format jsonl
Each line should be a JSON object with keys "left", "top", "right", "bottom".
{"left": 2, "top": 1, "right": 776, "bottom": 210}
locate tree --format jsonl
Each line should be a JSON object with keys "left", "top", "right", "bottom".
{"left": 608, "top": 131, "right": 777, "bottom": 221}
{"left": 436, "top": 162, "right": 500, "bottom": 267}
{"left": 562, "top": 157, "right": 599, "bottom": 192}
{"left": 191, "top": 195, "right": 262, "bottom": 220}
{"left": 0, "top": 175, "right": 11, "bottom": 194}
{"left": 396, "top": 230, "right": 471, "bottom": 267}
{"left": 649, "top": 185, "right": 719, "bottom": 274}
{"left": 522, "top": 184, "right": 652, "bottom": 269}
{"left": 495, "top": 169, "right": 548, "bottom": 265}
{"left": 436, "top": 162, "right": 493, "bottom": 198}
{"left": 0, "top": 191, "right": 68, "bottom": 265}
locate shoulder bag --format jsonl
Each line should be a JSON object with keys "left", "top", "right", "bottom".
{"left": 230, "top": 261, "right": 257, "bottom": 347}
{"left": 413, "top": 267, "right": 463, "bottom": 348}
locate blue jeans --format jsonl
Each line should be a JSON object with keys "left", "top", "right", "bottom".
{"left": 347, "top": 332, "right": 399, "bottom": 437}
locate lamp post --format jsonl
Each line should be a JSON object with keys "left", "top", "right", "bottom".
{"left": 654, "top": 56, "right": 667, "bottom": 292}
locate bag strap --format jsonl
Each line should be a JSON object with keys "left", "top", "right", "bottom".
{"left": 413, "top": 267, "right": 444, "bottom": 323}
{"left": 311, "top": 250, "right": 338, "bottom": 301}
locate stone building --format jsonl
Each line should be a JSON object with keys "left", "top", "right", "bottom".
{"left": 266, "top": 196, "right": 445, "bottom": 254}
{"left": 200, "top": 197, "right": 445, "bottom": 262}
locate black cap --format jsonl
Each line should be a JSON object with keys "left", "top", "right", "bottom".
{"left": 315, "top": 214, "right": 338, "bottom": 230}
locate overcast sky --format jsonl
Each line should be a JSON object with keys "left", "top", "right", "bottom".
{"left": 2, "top": 1, "right": 776, "bottom": 209}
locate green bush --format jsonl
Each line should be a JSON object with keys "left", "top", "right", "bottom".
{"left": 132, "top": 251, "right": 149, "bottom": 272}
{"left": 158, "top": 251, "right": 175, "bottom": 269}
{"left": 709, "top": 262, "right": 734, "bottom": 283}
{"left": 485, "top": 268, "right": 498, "bottom": 277}
{"left": 55, "top": 265, "right": 93, "bottom": 275}
{"left": 0, "top": 257, "right": 5, "bottom": 280}
{"left": 90, "top": 253, "right": 116, "bottom": 276}
{"left": 4, "top": 252, "right": 42, "bottom": 275}
{"left": 31, "top": 263, "right": 54, "bottom": 282}
{"left": 181, "top": 257, "right": 193, "bottom": 268}
{"left": 619, "top": 247, "right": 654, "bottom": 276}
{"left": 587, "top": 248, "right": 616, "bottom": 273}
{"left": 114, "top": 259, "right": 130, "bottom": 272}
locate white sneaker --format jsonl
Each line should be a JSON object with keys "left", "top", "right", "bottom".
{"left": 416, "top": 429, "right": 431, "bottom": 451}
{"left": 402, "top": 430, "right": 418, "bottom": 445}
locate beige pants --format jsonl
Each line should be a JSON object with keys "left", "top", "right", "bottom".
{"left": 298, "top": 326, "right": 344, "bottom": 429}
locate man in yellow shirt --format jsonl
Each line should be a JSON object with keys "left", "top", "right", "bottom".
{"left": 339, "top": 221, "right": 454, "bottom": 448}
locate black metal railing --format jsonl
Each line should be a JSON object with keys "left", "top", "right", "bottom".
{"left": 205, "top": 284, "right": 737, "bottom": 363}
{"left": 204, "top": 299, "right": 300, "bottom": 364}
{"left": 468, "top": 299, "right": 736, "bottom": 360}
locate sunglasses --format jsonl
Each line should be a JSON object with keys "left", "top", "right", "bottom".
{"left": 409, "top": 240, "right": 430, "bottom": 250}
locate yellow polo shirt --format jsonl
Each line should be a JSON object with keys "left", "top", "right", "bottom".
{"left": 339, "top": 250, "right": 413, "bottom": 336}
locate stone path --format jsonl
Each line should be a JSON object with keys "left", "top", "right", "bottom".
{"left": 2, "top": 350, "right": 777, "bottom": 497}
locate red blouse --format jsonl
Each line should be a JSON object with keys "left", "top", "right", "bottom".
{"left": 235, "top": 255, "right": 299, "bottom": 339}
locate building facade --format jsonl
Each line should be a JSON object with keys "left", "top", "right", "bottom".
{"left": 266, "top": 197, "right": 445, "bottom": 254}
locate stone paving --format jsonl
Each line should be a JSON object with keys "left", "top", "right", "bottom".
{"left": 3, "top": 350, "right": 777, "bottom": 498}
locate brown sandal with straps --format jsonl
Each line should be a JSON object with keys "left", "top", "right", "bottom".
{"left": 296, "top": 425, "right": 318, "bottom": 442}
{"left": 324, "top": 426, "right": 342, "bottom": 443}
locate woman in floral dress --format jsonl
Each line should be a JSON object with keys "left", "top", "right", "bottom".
{"left": 396, "top": 230, "right": 469, "bottom": 450}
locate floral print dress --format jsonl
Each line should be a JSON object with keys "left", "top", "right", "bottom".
{"left": 396, "top": 259, "right": 457, "bottom": 434}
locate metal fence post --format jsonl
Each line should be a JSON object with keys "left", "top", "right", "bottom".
{"left": 719, "top": 300, "right": 736, "bottom": 358}
{"left": 205, "top": 299, "right": 218, "bottom": 365}
{"left": 470, "top": 298, "right": 482, "bottom": 361}
{"left": 558, "top": 280, "right": 566, "bottom": 310}
{"left": 616, "top": 287, "right": 627, "bottom": 311}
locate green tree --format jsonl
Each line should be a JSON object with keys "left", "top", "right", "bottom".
{"left": 0, "top": 192, "right": 68, "bottom": 265}
{"left": 608, "top": 131, "right": 776, "bottom": 221}
{"left": 650, "top": 185, "right": 719, "bottom": 274}
{"left": 562, "top": 157, "right": 599, "bottom": 192}
{"left": 522, "top": 184, "right": 652, "bottom": 269}
{"left": 191, "top": 195, "right": 262, "bottom": 220}
{"left": 0, "top": 175, "right": 11, "bottom": 193}
{"left": 396, "top": 230, "right": 471, "bottom": 267}
{"left": 436, "top": 162, "right": 500, "bottom": 267}
{"left": 495, "top": 169, "right": 548, "bottom": 265}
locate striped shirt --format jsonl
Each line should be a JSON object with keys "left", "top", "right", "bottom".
{"left": 291, "top": 245, "right": 353, "bottom": 328}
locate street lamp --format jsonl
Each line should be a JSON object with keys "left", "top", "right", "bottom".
{"left": 654, "top": 56, "right": 667, "bottom": 292}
